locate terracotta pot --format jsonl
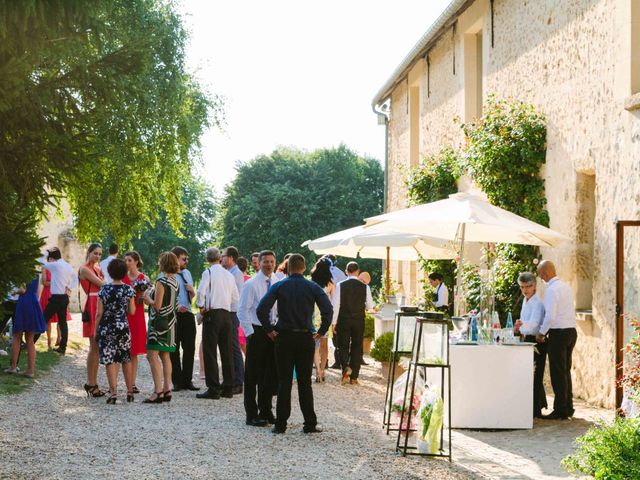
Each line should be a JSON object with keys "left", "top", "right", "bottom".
{"left": 363, "top": 337, "right": 373, "bottom": 354}
{"left": 380, "top": 361, "right": 405, "bottom": 380}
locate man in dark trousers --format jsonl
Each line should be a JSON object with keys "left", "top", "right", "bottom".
{"left": 238, "top": 250, "right": 279, "bottom": 427}
{"left": 257, "top": 253, "right": 333, "bottom": 434}
{"left": 332, "top": 261, "right": 373, "bottom": 386}
{"left": 170, "top": 246, "right": 199, "bottom": 391}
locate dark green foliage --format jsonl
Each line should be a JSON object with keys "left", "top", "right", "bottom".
{"left": 0, "top": 1, "right": 218, "bottom": 298}
{"left": 406, "top": 147, "right": 461, "bottom": 205}
{"left": 562, "top": 418, "right": 640, "bottom": 480}
{"left": 364, "top": 312, "right": 375, "bottom": 339}
{"left": 370, "top": 331, "right": 394, "bottom": 362}
{"left": 217, "top": 145, "right": 384, "bottom": 288}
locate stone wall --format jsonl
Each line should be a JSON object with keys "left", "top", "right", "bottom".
{"left": 383, "top": 0, "right": 640, "bottom": 407}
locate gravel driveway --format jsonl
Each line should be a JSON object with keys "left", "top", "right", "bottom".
{"left": 0, "top": 323, "right": 475, "bottom": 479}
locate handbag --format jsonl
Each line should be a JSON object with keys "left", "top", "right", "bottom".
{"left": 78, "top": 284, "right": 90, "bottom": 323}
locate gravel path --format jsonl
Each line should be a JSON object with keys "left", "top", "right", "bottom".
{"left": 0, "top": 322, "right": 475, "bottom": 480}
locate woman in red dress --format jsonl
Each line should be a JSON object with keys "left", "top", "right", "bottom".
{"left": 39, "top": 266, "right": 72, "bottom": 349}
{"left": 79, "top": 243, "right": 106, "bottom": 397}
{"left": 122, "top": 251, "right": 149, "bottom": 393}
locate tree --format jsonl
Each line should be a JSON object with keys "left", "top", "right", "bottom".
{"left": 102, "top": 178, "right": 218, "bottom": 281}
{"left": 0, "top": 1, "right": 221, "bottom": 297}
{"left": 217, "top": 145, "right": 384, "bottom": 286}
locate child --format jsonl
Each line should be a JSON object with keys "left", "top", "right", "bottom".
{"left": 95, "top": 258, "right": 136, "bottom": 404}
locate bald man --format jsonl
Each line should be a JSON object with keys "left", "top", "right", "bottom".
{"left": 536, "top": 260, "right": 576, "bottom": 420}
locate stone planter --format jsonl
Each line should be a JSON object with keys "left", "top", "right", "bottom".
{"left": 363, "top": 337, "right": 373, "bottom": 354}
{"left": 380, "top": 361, "right": 405, "bottom": 380}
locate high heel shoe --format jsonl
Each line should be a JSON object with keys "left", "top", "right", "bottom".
{"left": 142, "top": 392, "right": 164, "bottom": 404}
{"left": 162, "top": 390, "right": 172, "bottom": 403}
{"left": 131, "top": 385, "right": 140, "bottom": 394}
{"left": 126, "top": 391, "right": 135, "bottom": 403}
{"left": 106, "top": 394, "right": 117, "bottom": 405}
{"left": 84, "top": 383, "right": 106, "bottom": 398}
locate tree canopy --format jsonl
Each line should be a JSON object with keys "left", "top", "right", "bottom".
{"left": 0, "top": 0, "right": 219, "bottom": 297}
{"left": 101, "top": 178, "right": 218, "bottom": 281}
{"left": 217, "top": 145, "right": 384, "bottom": 286}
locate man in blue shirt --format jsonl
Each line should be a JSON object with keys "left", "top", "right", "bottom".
{"left": 169, "top": 246, "right": 199, "bottom": 391}
{"left": 257, "top": 253, "right": 333, "bottom": 434}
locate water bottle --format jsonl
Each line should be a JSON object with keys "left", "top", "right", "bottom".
{"left": 491, "top": 311, "right": 501, "bottom": 344}
{"left": 470, "top": 315, "right": 478, "bottom": 342}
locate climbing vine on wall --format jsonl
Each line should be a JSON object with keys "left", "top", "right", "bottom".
{"left": 407, "top": 96, "right": 548, "bottom": 319}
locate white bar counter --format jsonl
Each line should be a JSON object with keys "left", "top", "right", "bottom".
{"left": 428, "top": 343, "right": 534, "bottom": 429}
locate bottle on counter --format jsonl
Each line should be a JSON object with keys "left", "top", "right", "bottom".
{"left": 491, "top": 311, "right": 501, "bottom": 344}
{"left": 504, "top": 312, "right": 514, "bottom": 343}
{"left": 470, "top": 315, "right": 478, "bottom": 342}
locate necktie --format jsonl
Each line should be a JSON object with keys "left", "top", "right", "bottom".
{"left": 266, "top": 279, "right": 272, "bottom": 324}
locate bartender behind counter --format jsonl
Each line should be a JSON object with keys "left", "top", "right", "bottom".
{"left": 514, "top": 272, "right": 547, "bottom": 419}
{"left": 428, "top": 272, "right": 449, "bottom": 313}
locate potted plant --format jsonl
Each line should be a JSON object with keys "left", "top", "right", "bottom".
{"left": 370, "top": 331, "right": 404, "bottom": 379}
{"left": 363, "top": 312, "right": 375, "bottom": 353}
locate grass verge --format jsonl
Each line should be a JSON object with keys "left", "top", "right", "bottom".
{"left": 0, "top": 335, "right": 83, "bottom": 395}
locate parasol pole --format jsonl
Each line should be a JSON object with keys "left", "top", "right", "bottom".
{"left": 455, "top": 223, "right": 466, "bottom": 316}
{"left": 385, "top": 246, "right": 391, "bottom": 301}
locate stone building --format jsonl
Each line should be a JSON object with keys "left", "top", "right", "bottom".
{"left": 372, "top": 0, "right": 640, "bottom": 408}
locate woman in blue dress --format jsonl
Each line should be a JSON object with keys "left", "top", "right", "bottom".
{"left": 4, "top": 277, "right": 46, "bottom": 377}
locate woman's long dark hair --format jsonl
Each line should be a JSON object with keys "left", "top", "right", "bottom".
{"left": 311, "top": 256, "right": 333, "bottom": 288}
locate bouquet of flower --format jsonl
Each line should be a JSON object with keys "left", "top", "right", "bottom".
{"left": 390, "top": 369, "right": 425, "bottom": 431}
{"left": 132, "top": 278, "right": 153, "bottom": 304}
{"left": 418, "top": 384, "right": 443, "bottom": 454}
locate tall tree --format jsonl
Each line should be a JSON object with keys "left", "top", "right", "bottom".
{"left": 0, "top": 1, "right": 221, "bottom": 297}
{"left": 101, "top": 178, "right": 218, "bottom": 281}
{"left": 217, "top": 145, "right": 384, "bottom": 286}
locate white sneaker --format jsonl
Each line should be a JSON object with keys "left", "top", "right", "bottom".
{"left": 3, "top": 366, "right": 19, "bottom": 374}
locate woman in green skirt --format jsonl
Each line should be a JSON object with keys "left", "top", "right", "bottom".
{"left": 142, "top": 252, "right": 179, "bottom": 403}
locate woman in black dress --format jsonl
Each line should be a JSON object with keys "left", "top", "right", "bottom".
{"left": 95, "top": 259, "right": 136, "bottom": 404}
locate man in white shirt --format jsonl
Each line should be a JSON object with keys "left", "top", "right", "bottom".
{"left": 536, "top": 260, "right": 577, "bottom": 420}
{"left": 428, "top": 272, "right": 449, "bottom": 312}
{"left": 99, "top": 243, "right": 118, "bottom": 283}
{"left": 332, "top": 261, "right": 374, "bottom": 385}
{"left": 238, "top": 250, "right": 279, "bottom": 427}
{"left": 514, "top": 272, "right": 547, "bottom": 418}
{"left": 195, "top": 247, "right": 239, "bottom": 400}
{"left": 222, "top": 246, "right": 245, "bottom": 394}
{"left": 39, "top": 247, "right": 77, "bottom": 354}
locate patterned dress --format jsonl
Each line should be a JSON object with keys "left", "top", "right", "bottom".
{"left": 146, "top": 275, "right": 178, "bottom": 353}
{"left": 97, "top": 284, "right": 135, "bottom": 365}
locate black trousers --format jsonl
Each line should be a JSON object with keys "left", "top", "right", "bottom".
{"left": 244, "top": 325, "right": 277, "bottom": 420}
{"left": 43, "top": 294, "right": 69, "bottom": 351}
{"left": 337, "top": 318, "right": 364, "bottom": 379}
{"left": 274, "top": 331, "right": 316, "bottom": 431}
{"left": 230, "top": 312, "right": 245, "bottom": 386}
{"left": 331, "top": 333, "right": 340, "bottom": 366}
{"left": 170, "top": 311, "right": 196, "bottom": 387}
{"left": 548, "top": 328, "right": 577, "bottom": 417}
{"left": 202, "top": 309, "right": 234, "bottom": 393}
{"left": 524, "top": 335, "right": 548, "bottom": 414}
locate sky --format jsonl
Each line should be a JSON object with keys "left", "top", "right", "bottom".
{"left": 176, "top": 0, "right": 452, "bottom": 193}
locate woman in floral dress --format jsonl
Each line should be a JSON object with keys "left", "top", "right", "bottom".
{"left": 94, "top": 259, "right": 135, "bottom": 404}
{"left": 142, "top": 252, "right": 179, "bottom": 404}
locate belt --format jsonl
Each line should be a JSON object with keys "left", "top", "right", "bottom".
{"left": 88, "top": 292, "right": 99, "bottom": 297}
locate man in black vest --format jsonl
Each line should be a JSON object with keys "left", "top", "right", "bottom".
{"left": 332, "top": 261, "right": 373, "bottom": 385}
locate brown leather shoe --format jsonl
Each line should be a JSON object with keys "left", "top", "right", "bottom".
{"left": 350, "top": 378, "right": 359, "bottom": 385}
{"left": 340, "top": 367, "right": 352, "bottom": 385}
